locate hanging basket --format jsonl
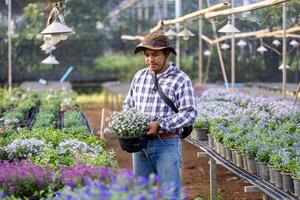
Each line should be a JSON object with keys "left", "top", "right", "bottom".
{"left": 118, "top": 134, "right": 148, "bottom": 153}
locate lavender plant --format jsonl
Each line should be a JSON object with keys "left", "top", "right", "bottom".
{"left": 60, "top": 163, "right": 116, "bottom": 187}
{"left": 0, "top": 160, "right": 55, "bottom": 198}
{"left": 53, "top": 169, "right": 176, "bottom": 200}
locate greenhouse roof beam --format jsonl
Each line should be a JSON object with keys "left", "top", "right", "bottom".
{"left": 212, "top": 29, "right": 269, "bottom": 44}
{"left": 106, "top": 0, "right": 140, "bottom": 20}
{"left": 150, "top": 2, "right": 230, "bottom": 33}
{"left": 257, "top": 26, "right": 300, "bottom": 38}
{"left": 205, "top": 0, "right": 291, "bottom": 19}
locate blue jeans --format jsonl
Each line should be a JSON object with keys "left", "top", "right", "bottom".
{"left": 132, "top": 137, "right": 184, "bottom": 199}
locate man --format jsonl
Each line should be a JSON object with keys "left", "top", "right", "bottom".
{"left": 124, "top": 31, "right": 197, "bottom": 199}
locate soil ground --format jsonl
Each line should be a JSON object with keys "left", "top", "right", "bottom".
{"left": 82, "top": 104, "right": 263, "bottom": 200}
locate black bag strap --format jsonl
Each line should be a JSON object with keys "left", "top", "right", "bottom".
{"left": 152, "top": 73, "right": 178, "bottom": 113}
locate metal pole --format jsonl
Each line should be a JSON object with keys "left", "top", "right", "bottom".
{"left": 198, "top": 0, "right": 203, "bottom": 84}
{"left": 296, "top": 47, "right": 299, "bottom": 83}
{"left": 231, "top": 0, "right": 235, "bottom": 89}
{"left": 7, "top": 0, "right": 12, "bottom": 91}
{"left": 282, "top": 2, "right": 287, "bottom": 99}
{"left": 163, "top": 0, "right": 168, "bottom": 18}
{"left": 144, "top": 0, "right": 149, "bottom": 20}
{"left": 175, "top": 0, "right": 181, "bottom": 67}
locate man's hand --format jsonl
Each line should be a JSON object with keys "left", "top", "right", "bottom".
{"left": 147, "top": 121, "right": 160, "bottom": 137}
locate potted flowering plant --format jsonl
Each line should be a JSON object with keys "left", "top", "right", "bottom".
{"left": 192, "top": 117, "right": 209, "bottom": 140}
{"left": 108, "top": 108, "right": 148, "bottom": 153}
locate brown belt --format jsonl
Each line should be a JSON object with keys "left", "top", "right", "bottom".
{"left": 148, "top": 133, "right": 178, "bottom": 140}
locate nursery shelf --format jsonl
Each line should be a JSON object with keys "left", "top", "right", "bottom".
{"left": 185, "top": 138, "right": 298, "bottom": 200}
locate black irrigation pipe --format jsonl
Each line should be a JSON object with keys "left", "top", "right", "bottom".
{"left": 185, "top": 138, "right": 298, "bottom": 200}
{"left": 58, "top": 111, "right": 64, "bottom": 130}
{"left": 26, "top": 107, "right": 39, "bottom": 130}
{"left": 23, "top": 104, "right": 93, "bottom": 134}
{"left": 81, "top": 111, "right": 94, "bottom": 134}
{"left": 59, "top": 109, "right": 94, "bottom": 134}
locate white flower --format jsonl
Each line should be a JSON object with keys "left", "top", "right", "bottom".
{"left": 58, "top": 139, "right": 103, "bottom": 155}
{"left": 108, "top": 108, "right": 148, "bottom": 137}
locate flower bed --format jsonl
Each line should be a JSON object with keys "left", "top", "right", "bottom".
{"left": 0, "top": 88, "right": 39, "bottom": 130}
{"left": 195, "top": 89, "right": 300, "bottom": 180}
{"left": 0, "top": 88, "right": 180, "bottom": 199}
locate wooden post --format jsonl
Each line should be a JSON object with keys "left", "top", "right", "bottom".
{"left": 282, "top": 2, "right": 287, "bottom": 99}
{"left": 231, "top": 0, "right": 236, "bottom": 89}
{"left": 198, "top": 0, "right": 203, "bottom": 84}
{"left": 207, "top": 0, "right": 228, "bottom": 89}
{"left": 210, "top": 157, "right": 217, "bottom": 200}
{"left": 208, "top": 19, "right": 229, "bottom": 88}
{"left": 114, "top": 93, "right": 119, "bottom": 111}
{"left": 293, "top": 81, "right": 300, "bottom": 106}
{"left": 100, "top": 107, "right": 105, "bottom": 139}
{"left": 109, "top": 92, "right": 113, "bottom": 110}
{"left": 103, "top": 88, "right": 109, "bottom": 108}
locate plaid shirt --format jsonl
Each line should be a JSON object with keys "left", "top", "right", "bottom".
{"left": 124, "top": 64, "right": 197, "bottom": 133}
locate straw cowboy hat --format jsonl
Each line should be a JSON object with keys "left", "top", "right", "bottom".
{"left": 134, "top": 32, "right": 176, "bottom": 55}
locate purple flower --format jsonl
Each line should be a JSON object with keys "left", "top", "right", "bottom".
{"left": 52, "top": 169, "right": 177, "bottom": 200}
{"left": 0, "top": 159, "right": 55, "bottom": 198}
{"left": 60, "top": 163, "right": 117, "bottom": 187}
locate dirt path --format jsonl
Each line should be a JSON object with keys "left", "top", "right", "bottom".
{"left": 82, "top": 104, "right": 263, "bottom": 200}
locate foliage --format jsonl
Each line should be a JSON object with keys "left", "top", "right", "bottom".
{"left": 63, "top": 110, "right": 84, "bottom": 128}
{"left": 60, "top": 163, "right": 116, "bottom": 187}
{"left": 198, "top": 89, "right": 300, "bottom": 172}
{"left": 108, "top": 108, "right": 148, "bottom": 137}
{"left": 57, "top": 139, "right": 102, "bottom": 156}
{"left": 52, "top": 170, "right": 176, "bottom": 200}
{"left": 93, "top": 53, "right": 144, "bottom": 81}
{"left": 32, "top": 147, "right": 76, "bottom": 170}
{"left": 194, "top": 117, "right": 209, "bottom": 129}
{"left": 0, "top": 160, "right": 55, "bottom": 198}
{"left": 1, "top": 138, "right": 46, "bottom": 160}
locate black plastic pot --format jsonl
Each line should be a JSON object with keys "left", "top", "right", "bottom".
{"left": 118, "top": 134, "right": 148, "bottom": 153}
